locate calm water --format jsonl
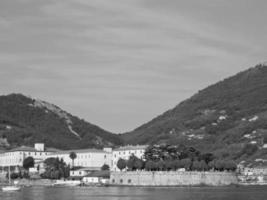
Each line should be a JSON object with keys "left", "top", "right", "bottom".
{"left": 1, "top": 186, "right": 267, "bottom": 200}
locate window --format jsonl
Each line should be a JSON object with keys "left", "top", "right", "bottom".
{"left": 128, "top": 179, "right": 131, "bottom": 184}
{"left": 112, "top": 179, "right": 115, "bottom": 183}
{"left": 104, "top": 155, "right": 107, "bottom": 159}
{"left": 120, "top": 179, "right": 123, "bottom": 183}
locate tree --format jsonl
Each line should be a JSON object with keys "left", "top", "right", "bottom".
{"left": 23, "top": 157, "right": 34, "bottom": 170}
{"left": 199, "top": 160, "right": 209, "bottom": 171}
{"left": 69, "top": 152, "right": 77, "bottom": 169}
{"left": 157, "top": 160, "right": 165, "bottom": 171}
{"left": 42, "top": 158, "right": 70, "bottom": 179}
{"left": 165, "top": 160, "right": 176, "bottom": 171}
{"left": 208, "top": 160, "right": 216, "bottom": 171}
{"left": 222, "top": 160, "right": 237, "bottom": 171}
{"left": 180, "top": 158, "right": 192, "bottom": 170}
{"left": 126, "top": 156, "right": 135, "bottom": 171}
{"left": 101, "top": 164, "right": 110, "bottom": 171}
{"left": 117, "top": 159, "right": 126, "bottom": 171}
{"left": 192, "top": 160, "right": 201, "bottom": 171}
{"left": 173, "top": 160, "right": 182, "bottom": 170}
{"left": 134, "top": 159, "right": 144, "bottom": 170}
{"left": 200, "top": 153, "right": 215, "bottom": 164}
{"left": 242, "top": 144, "right": 258, "bottom": 156}
{"left": 145, "top": 160, "right": 154, "bottom": 171}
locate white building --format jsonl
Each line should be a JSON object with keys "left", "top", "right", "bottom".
{"left": 48, "top": 148, "right": 112, "bottom": 169}
{"left": 0, "top": 143, "right": 149, "bottom": 173}
{"left": 0, "top": 144, "right": 112, "bottom": 172}
{"left": 111, "top": 145, "right": 148, "bottom": 171}
{"left": 82, "top": 171, "right": 110, "bottom": 185}
{"left": 0, "top": 143, "right": 55, "bottom": 168}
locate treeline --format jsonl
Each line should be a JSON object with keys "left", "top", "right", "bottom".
{"left": 41, "top": 158, "right": 70, "bottom": 179}
{"left": 117, "top": 145, "right": 237, "bottom": 172}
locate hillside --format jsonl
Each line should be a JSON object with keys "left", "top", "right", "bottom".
{"left": 122, "top": 63, "right": 267, "bottom": 164}
{"left": 0, "top": 94, "right": 122, "bottom": 150}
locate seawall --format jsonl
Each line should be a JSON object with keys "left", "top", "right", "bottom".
{"left": 110, "top": 171, "right": 238, "bottom": 186}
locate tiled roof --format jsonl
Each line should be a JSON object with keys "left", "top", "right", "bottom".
{"left": 51, "top": 148, "right": 108, "bottom": 155}
{"left": 45, "top": 147, "right": 62, "bottom": 152}
{"left": 8, "top": 146, "right": 37, "bottom": 152}
{"left": 113, "top": 145, "right": 148, "bottom": 151}
{"left": 85, "top": 170, "right": 110, "bottom": 178}
{"left": 71, "top": 167, "right": 101, "bottom": 171}
{"left": 6, "top": 146, "right": 58, "bottom": 153}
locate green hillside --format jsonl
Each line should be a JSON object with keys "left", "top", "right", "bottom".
{"left": 121, "top": 63, "right": 267, "bottom": 164}
{"left": 0, "top": 94, "right": 122, "bottom": 150}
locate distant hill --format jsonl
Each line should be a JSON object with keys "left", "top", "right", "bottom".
{"left": 121, "top": 63, "right": 267, "bottom": 164}
{"left": 0, "top": 94, "right": 122, "bottom": 150}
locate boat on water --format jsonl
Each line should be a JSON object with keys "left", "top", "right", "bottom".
{"left": 2, "top": 185, "right": 21, "bottom": 192}
{"left": 2, "top": 166, "right": 21, "bottom": 192}
{"left": 53, "top": 180, "right": 81, "bottom": 187}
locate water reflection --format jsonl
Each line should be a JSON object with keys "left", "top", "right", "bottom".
{"left": 1, "top": 186, "right": 267, "bottom": 200}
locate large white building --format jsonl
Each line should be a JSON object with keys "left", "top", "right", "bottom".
{"left": 0, "top": 143, "right": 55, "bottom": 168}
{"left": 111, "top": 145, "right": 148, "bottom": 171}
{"left": 0, "top": 143, "right": 148, "bottom": 173}
{"left": 50, "top": 148, "right": 112, "bottom": 169}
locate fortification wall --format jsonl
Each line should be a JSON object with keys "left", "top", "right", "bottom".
{"left": 110, "top": 171, "right": 238, "bottom": 186}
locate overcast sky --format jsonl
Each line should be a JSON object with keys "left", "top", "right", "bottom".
{"left": 0, "top": 0, "right": 266, "bottom": 133}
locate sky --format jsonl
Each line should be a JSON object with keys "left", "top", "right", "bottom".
{"left": 0, "top": 0, "right": 266, "bottom": 133}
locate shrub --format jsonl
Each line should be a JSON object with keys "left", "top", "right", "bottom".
{"left": 23, "top": 157, "right": 34, "bottom": 170}
{"left": 117, "top": 159, "right": 127, "bottom": 171}
{"left": 101, "top": 164, "right": 110, "bottom": 171}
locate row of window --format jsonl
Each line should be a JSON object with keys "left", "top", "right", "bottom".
{"left": 113, "top": 150, "right": 144, "bottom": 158}
{"left": 1, "top": 152, "right": 49, "bottom": 156}
{"left": 55, "top": 154, "right": 108, "bottom": 159}
{"left": 112, "top": 179, "right": 132, "bottom": 184}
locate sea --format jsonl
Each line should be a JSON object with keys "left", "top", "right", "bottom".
{"left": 0, "top": 186, "right": 267, "bottom": 200}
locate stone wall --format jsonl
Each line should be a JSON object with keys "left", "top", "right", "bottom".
{"left": 110, "top": 171, "right": 238, "bottom": 186}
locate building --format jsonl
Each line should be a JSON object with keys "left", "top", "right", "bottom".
{"left": 0, "top": 143, "right": 55, "bottom": 168}
{"left": 111, "top": 145, "right": 148, "bottom": 171}
{"left": 243, "top": 167, "right": 267, "bottom": 176}
{"left": 0, "top": 144, "right": 112, "bottom": 173}
{"left": 0, "top": 143, "right": 149, "bottom": 174}
{"left": 48, "top": 147, "right": 112, "bottom": 169}
{"left": 82, "top": 170, "right": 110, "bottom": 185}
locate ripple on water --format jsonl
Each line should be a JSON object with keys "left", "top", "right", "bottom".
{"left": 1, "top": 186, "right": 267, "bottom": 200}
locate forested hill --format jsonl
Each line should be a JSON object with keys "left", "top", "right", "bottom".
{"left": 0, "top": 94, "right": 122, "bottom": 150}
{"left": 121, "top": 63, "right": 267, "bottom": 164}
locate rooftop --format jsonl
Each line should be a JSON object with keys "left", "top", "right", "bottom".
{"left": 51, "top": 148, "right": 109, "bottom": 155}
{"left": 85, "top": 170, "right": 110, "bottom": 178}
{"left": 6, "top": 146, "right": 41, "bottom": 152}
{"left": 113, "top": 145, "right": 148, "bottom": 151}
{"left": 2, "top": 145, "right": 62, "bottom": 153}
{"left": 71, "top": 167, "right": 101, "bottom": 171}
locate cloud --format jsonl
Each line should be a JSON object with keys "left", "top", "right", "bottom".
{"left": 0, "top": 0, "right": 266, "bottom": 132}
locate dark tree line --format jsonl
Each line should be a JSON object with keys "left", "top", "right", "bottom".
{"left": 41, "top": 158, "right": 70, "bottom": 179}
{"left": 117, "top": 145, "right": 237, "bottom": 172}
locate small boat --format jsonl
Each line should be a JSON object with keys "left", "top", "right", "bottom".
{"left": 2, "top": 185, "right": 21, "bottom": 192}
{"left": 2, "top": 166, "right": 21, "bottom": 192}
